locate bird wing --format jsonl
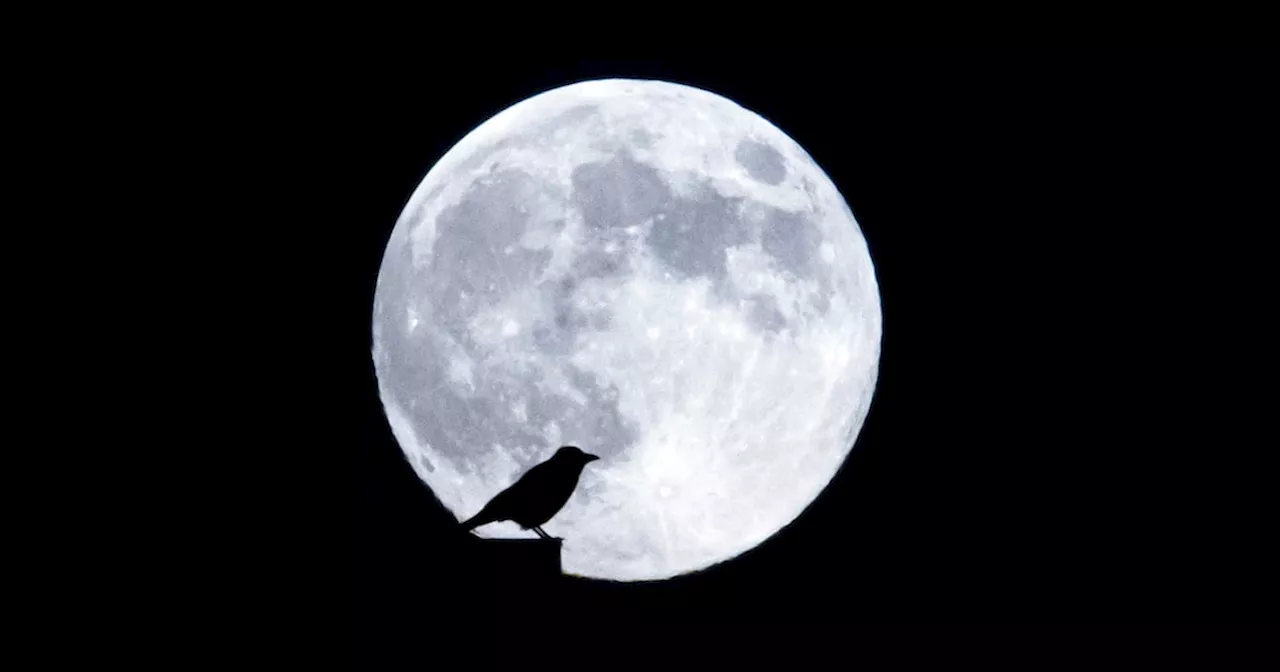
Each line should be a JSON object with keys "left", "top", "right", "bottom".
{"left": 478, "top": 459, "right": 556, "bottom": 518}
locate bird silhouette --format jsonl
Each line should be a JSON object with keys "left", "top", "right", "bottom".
{"left": 459, "top": 445, "right": 600, "bottom": 540}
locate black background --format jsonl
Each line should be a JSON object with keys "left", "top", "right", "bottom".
{"left": 343, "top": 50, "right": 1275, "bottom": 640}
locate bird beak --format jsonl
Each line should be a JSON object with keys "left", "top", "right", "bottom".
{"left": 586, "top": 454, "right": 600, "bottom": 462}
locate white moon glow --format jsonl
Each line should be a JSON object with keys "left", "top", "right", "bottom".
{"left": 372, "top": 79, "right": 881, "bottom": 581}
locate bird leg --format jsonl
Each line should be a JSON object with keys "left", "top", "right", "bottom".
{"left": 532, "top": 526, "right": 561, "bottom": 541}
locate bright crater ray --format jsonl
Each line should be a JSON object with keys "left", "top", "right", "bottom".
{"left": 372, "top": 79, "right": 882, "bottom": 581}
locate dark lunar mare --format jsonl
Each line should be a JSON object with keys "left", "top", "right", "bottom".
{"left": 377, "top": 168, "right": 641, "bottom": 474}
{"left": 734, "top": 139, "right": 788, "bottom": 185}
{"left": 570, "top": 150, "right": 834, "bottom": 325}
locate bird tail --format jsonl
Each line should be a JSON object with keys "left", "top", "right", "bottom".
{"left": 459, "top": 509, "right": 492, "bottom": 532}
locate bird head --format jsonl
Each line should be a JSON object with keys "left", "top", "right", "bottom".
{"left": 556, "top": 445, "right": 600, "bottom": 464}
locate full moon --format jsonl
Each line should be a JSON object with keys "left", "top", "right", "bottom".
{"left": 372, "top": 79, "right": 882, "bottom": 581}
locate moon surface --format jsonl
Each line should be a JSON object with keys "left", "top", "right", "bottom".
{"left": 372, "top": 79, "right": 882, "bottom": 581}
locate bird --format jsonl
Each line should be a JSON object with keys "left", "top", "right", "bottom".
{"left": 459, "top": 445, "right": 600, "bottom": 541}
